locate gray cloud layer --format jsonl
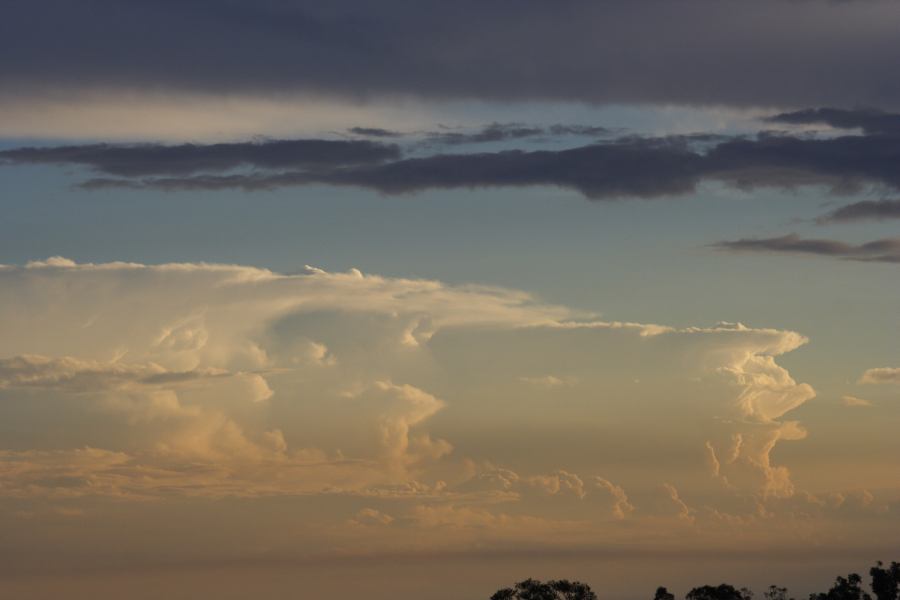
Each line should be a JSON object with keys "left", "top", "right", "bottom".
{"left": 5, "top": 0, "right": 900, "bottom": 107}
{"left": 6, "top": 108, "right": 900, "bottom": 201}
{"left": 58, "top": 130, "right": 900, "bottom": 200}
{"left": 0, "top": 140, "right": 399, "bottom": 177}
{"left": 426, "top": 123, "right": 547, "bottom": 145}
{"left": 769, "top": 108, "right": 900, "bottom": 135}
{"left": 712, "top": 234, "right": 900, "bottom": 264}
{"left": 347, "top": 123, "right": 613, "bottom": 145}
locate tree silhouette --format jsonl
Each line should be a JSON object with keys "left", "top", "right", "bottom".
{"left": 870, "top": 562, "right": 900, "bottom": 600}
{"left": 687, "top": 584, "right": 753, "bottom": 600}
{"left": 489, "top": 578, "right": 598, "bottom": 600}
{"left": 765, "top": 585, "right": 794, "bottom": 600}
{"left": 655, "top": 587, "right": 676, "bottom": 600}
{"left": 488, "top": 560, "right": 900, "bottom": 600}
{"left": 809, "top": 573, "right": 872, "bottom": 600}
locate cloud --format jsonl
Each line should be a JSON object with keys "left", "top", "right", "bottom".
{"left": 425, "top": 123, "right": 546, "bottom": 145}
{"left": 518, "top": 375, "right": 574, "bottom": 388}
{"left": 525, "top": 470, "right": 587, "bottom": 500}
{"left": 347, "top": 127, "right": 404, "bottom": 138}
{"left": 696, "top": 322, "right": 815, "bottom": 498}
{"left": 0, "top": 354, "right": 230, "bottom": 392}
{"left": 6, "top": 1, "right": 900, "bottom": 108}
{"left": 0, "top": 139, "right": 400, "bottom": 177}
{"left": 0, "top": 258, "right": 820, "bottom": 523}
{"left": 712, "top": 234, "right": 900, "bottom": 264}
{"left": 768, "top": 108, "right": 900, "bottom": 135}
{"left": 816, "top": 199, "right": 900, "bottom": 223}
{"left": 347, "top": 381, "right": 451, "bottom": 466}
{"left": 19, "top": 129, "right": 898, "bottom": 201}
{"left": 593, "top": 477, "right": 635, "bottom": 520}
{"left": 662, "top": 483, "right": 695, "bottom": 523}
{"left": 75, "top": 137, "right": 705, "bottom": 197}
{"left": 349, "top": 507, "right": 395, "bottom": 526}
{"left": 859, "top": 367, "right": 900, "bottom": 385}
{"left": 841, "top": 395, "right": 874, "bottom": 408}
{"left": 548, "top": 125, "right": 613, "bottom": 137}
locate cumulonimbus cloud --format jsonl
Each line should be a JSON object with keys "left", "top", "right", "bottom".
{"left": 0, "top": 257, "right": 817, "bottom": 513}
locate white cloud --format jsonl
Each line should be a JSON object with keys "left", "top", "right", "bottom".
{"left": 0, "top": 257, "right": 829, "bottom": 536}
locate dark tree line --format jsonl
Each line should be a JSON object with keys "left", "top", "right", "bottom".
{"left": 490, "top": 561, "right": 900, "bottom": 600}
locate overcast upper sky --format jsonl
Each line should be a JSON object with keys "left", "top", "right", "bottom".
{"left": 1, "top": 3, "right": 899, "bottom": 600}
{"left": 5, "top": 0, "right": 900, "bottom": 108}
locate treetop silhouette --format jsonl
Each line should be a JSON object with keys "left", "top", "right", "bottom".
{"left": 489, "top": 560, "right": 898, "bottom": 600}
{"left": 490, "top": 578, "right": 598, "bottom": 600}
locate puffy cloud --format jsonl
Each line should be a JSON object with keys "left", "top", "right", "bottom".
{"left": 859, "top": 367, "right": 900, "bottom": 385}
{"left": 0, "top": 257, "right": 832, "bottom": 542}
{"left": 346, "top": 381, "right": 451, "bottom": 466}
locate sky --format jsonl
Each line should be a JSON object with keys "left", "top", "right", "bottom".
{"left": 1, "top": 2, "right": 899, "bottom": 599}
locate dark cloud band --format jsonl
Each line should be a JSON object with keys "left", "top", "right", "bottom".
{"left": 0, "top": 139, "right": 400, "bottom": 177}
{"left": 712, "top": 234, "right": 900, "bottom": 264}
{"left": 5, "top": 0, "right": 900, "bottom": 108}
{"left": 44, "top": 130, "right": 900, "bottom": 200}
{"left": 817, "top": 199, "right": 900, "bottom": 223}
{"left": 768, "top": 108, "right": 900, "bottom": 136}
